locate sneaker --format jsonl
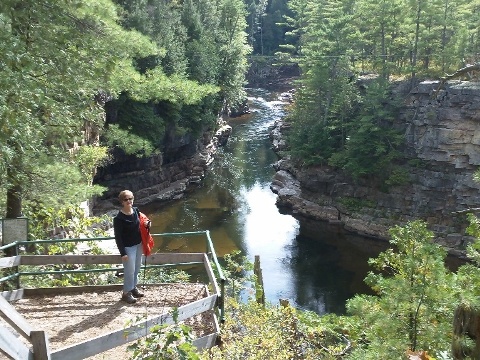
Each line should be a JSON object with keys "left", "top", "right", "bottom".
{"left": 121, "top": 292, "right": 136, "bottom": 304}
{"left": 131, "top": 287, "right": 144, "bottom": 298}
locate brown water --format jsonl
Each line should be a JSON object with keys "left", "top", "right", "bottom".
{"left": 142, "top": 88, "right": 387, "bottom": 315}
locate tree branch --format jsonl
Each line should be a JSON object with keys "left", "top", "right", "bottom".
{"left": 434, "top": 62, "right": 479, "bottom": 96}
{"left": 442, "top": 63, "right": 480, "bottom": 81}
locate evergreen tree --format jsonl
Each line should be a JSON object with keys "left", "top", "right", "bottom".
{"left": 457, "top": 0, "right": 480, "bottom": 66}
{"left": 279, "top": 0, "right": 310, "bottom": 57}
{"left": 114, "top": 0, "right": 189, "bottom": 76}
{"left": 283, "top": 0, "right": 477, "bottom": 182}
{"left": 287, "top": 0, "right": 359, "bottom": 165}
{"left": 245, "top": 0, "right": 268, "bottom": 53}
{"left": 347, "top": 220, "right": 455, "bottom": 358}
{"left": 355, "top": 0, "right": 405, "bottom": 78}
{"left": 248, "top": 0, "right": 292, "bottom": 55}
{"left": 216, "top": 0, "right": 251, "bottom": 107}
{"left": 329, "top": 80, "right": 403, "bottom": 183}
{"left": 0, "top": 0, "right": 156, "bottom": 216}
{"left": 114, "top": 0, "right": 249, "bottom": 118}
{"left": 0, "top": 0, "right": 218, "bottom": 218}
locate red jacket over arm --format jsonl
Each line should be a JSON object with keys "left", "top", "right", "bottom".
{"left": 138, "top": 212, "right": 154, "bottom": 256}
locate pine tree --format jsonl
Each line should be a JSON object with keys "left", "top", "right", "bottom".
{"left": 0, "top": 0, "right": 183, "bottom": 216}
{"left": 347, "top": 220, "right": 455, "bottom": 358}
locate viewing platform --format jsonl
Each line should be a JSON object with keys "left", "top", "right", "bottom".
{"left": 0, "top": 231, "right": 225, "bottom": 360}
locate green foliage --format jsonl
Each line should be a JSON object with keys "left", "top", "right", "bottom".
{"left": 285, "top": 0, "right": 361, "bottom": 167}
{"left": 284, "top": 0, "right": 480, "bottom": 184}
{"left": 215, "top": 0, "right": 251, "bottom": 107}
{"left": 116, "top": 98, "right": 165, "bottom": 142}
{"left": 125, "top": 67, "right": 219, "bottom": 106}
{"left": 465, "top": 213, "right": 480, "bottom": 264}
{"left": 23, "top": 204, "right": 108, "bottom": 249}
{"left": 0, "top": 0, "right": 160, "bottom": 216}
{"left": 15, "top": 154, "right": 107, "bottom": 214}
{"left": 454, "top": 214, "right": 480, "bottom": 305}
{"left": 115, "top": 0, "right": 184, "bottom": 76}
{"left": 115, "top": 0, "right": 248, "bottom": 110}
{"left": 287, "top": 57, "right": 359, "bottom": 166}
{"left": 1, "top": 0, "right": 250, "bottom": 218}
{"left": 128, "top": 308, "right": 200, "bottom": 360}
{"left": 18, "top": 205, "right": 115, "bottom": 288}
{"left": 179, "top": 98, "right": 219, "bottom": 136}
{"left": 222, "top": 250, "right": 255, "bottom": 299}
{"left": 104, "top": 94, "right": 166, "bottom": 154}
{"left": 473, "top": 168, "right": 480, "bottom": 186}
{"left": 246, "top": 0, "right": 292, "bottom": 56}
{"left": 71, "top": 145, "right": 110, "bottom": 185}
{"left": 328, "top": 80, "right": 404, "bottom": 182}
{"left": 104, "top": 124, "right": 156, "bottom": 156}
{"left": 384, "top": 167, "right": 410, "bottom": 187}
{"left": 52, "top": 207, "right": 109, "bottom": 239}
{"left": 346, "top": 220, "right": 455, "bottom": 358}
{"left": 204, "top": 298, "right": 351, "bottom": 359}
{"left": 338, "top": 197, "right": 376, "bottom": 212}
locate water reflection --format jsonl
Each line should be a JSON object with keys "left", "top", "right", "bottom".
{"left": 287, "top": 219, "right": 385, "bottom": 314}
{"left": 142, "top": 88, "right": 387, "bottom": 315}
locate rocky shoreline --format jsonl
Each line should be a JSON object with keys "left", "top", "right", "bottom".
{"left": 91, "top": 120, "right": 232, "bottom": 214}
{"left": 91, "top": 58, "right": 299, "bottom": 215}
{"left": 91, "top": 72, "right": 480, "bottom": 260}
{"left": 268, "top": 80, "right": 480, "bottom": 259}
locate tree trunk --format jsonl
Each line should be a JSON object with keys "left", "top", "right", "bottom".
{"left": 6, "top": 183, "right": 22, "bottom": 219}
{"left": 5, "top": 155, "right": 23, "bottom": 256}
{"left": 452, "top": 304, "right": 480, "bottom": 359}
{"left": 411, "top": 0, "right": 422, "bottom": 80}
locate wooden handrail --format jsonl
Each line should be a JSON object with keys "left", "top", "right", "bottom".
{"left": 0, "top": 295, "right": 50, "bottom": 359}
{"left": 0, "top": 231, "right": 226, "bottom": 359}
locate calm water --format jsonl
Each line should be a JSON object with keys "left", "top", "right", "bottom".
{"left": 143, "top": 88, "right": 387, "bottom": 315}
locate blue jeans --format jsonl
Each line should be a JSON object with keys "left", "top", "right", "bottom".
{"left": 123, "top": 243, "right": 143, "bottom": 293}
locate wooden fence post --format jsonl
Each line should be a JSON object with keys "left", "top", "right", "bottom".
{"left": 254, "top": 255, "right": 265, "bottom": 306}
{"left": 31, "top": 330, "right": 51, "bottom": 360}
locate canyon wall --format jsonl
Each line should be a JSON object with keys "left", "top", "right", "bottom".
{"left": 271, "top": 80, "right": 480, "bottom": 256}
{"left": 246, "top": 56, "right": 300, "bottom": 90}
{"left": 91, "top": 57, "right": 295, "bottom": 214}
{"left": 92, "top": 123, "right": 231, "bottom": 213}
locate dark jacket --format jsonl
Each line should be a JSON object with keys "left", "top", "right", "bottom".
{"left": 113, "top": 207, "right": 142, "bottom": 256}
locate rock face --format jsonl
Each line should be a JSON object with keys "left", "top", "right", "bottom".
{"left": 271, "top": 80, "right": 480, "bottom": 256}
{"left": 247, "top": 57, "right": 300, "bottom": 90}
{"left": 92, "top": 121, "right": 231, "bottom": 213}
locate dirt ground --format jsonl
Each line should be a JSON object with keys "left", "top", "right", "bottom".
{"left": 2, "top": 284, "right": 216, "bottom": 359}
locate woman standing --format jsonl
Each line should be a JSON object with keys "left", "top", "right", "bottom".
{"left": 113, "top": 190, "right": 146, "bottom": 304}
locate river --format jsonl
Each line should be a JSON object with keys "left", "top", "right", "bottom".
{"left": 143, "top": 88, "right": 388, "bottom": 315}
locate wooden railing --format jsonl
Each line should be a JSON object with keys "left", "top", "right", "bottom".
{"left": 0, "top": 231, "right": 226, "bottom": 360}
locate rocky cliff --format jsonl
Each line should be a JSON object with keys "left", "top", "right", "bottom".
{"left": 247, "top": 56, "right": 300, "bottom": 90}
{"left": 270, "top": 80, "right": 480, "bottom": 256}
{"left": 92, "top": 122, "right": 232, "bottom": 213}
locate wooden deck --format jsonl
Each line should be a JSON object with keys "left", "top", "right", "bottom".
{"left": 0, "top": 251, "right": 223, "bottom": 359}
{"left": 1, "top": 284, "right": 216, "bottom": 360}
